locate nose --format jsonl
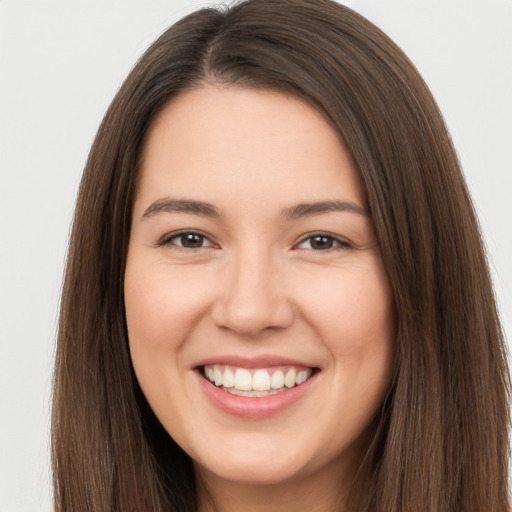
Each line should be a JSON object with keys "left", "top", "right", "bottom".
{"left": 210, "top": 248, "right": 294, "bottom": 337}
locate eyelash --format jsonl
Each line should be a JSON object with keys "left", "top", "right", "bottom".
{"left": 157, "top": 230, "right": 352, "bottom": 252}
{"left": 295, "top": 232, "right": 352, "bottom": 251}
{"left": 156, "top": 231, "right": 216, "bottom": 250}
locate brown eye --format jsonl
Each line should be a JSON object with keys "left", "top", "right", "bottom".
{"left": 309, "top": 235, "right": 334, "bottom": 250}
{"left": 165, "top": 231, "right": 214, "bottom": 249}
{"left": 182, "top": 233, "right": 204, "bottom": 248}
{"left": 296, "top": 233, "right": 350, "bottom": 251}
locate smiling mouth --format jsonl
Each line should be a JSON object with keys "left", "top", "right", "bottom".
{"left": 201, "top": 364, "right": 317, "bottom": 397}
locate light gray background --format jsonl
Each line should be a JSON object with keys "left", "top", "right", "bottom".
{"left": 1, "top": 1, "right": 511, "bottom": 510}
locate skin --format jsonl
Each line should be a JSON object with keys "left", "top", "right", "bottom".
{"left": 125, "top": 85, "right": 396, "bottom": 512}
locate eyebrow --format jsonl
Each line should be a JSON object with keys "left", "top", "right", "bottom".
{"left": 282, "top": 200, "right": 369, "bottom": 219}
{"left": 142, "top": 198, "right": 220, "bottom": 219}
{"left": 141, "top": 197, "right": 369, "bottom": 221}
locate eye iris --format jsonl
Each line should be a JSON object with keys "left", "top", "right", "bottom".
{"left": 182, "top": 233, "right": 204, "bottom": 248}
{"left": 311, "top": 235, "right": 333, "bottom": 250}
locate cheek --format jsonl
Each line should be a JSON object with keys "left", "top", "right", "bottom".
{"left": 123, "top": 261, "right": 207, "bottom": 430}
{"left": 298, "top": 263, "right": 395, "bottom": 350}
{"left": 317, "top": 267, "right": 395, "bottom": 428}
{"left": 295, "top": 259, "right": 395, "bottom": 415}
{"left": 124, "top": 263, "right": 212, "bottom": 351}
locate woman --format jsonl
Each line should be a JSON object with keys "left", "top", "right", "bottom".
{"left": 52, "top": 0, "right": 510, "bottom": 510}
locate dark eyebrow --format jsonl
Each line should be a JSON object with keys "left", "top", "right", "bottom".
{"left": 141, "top": 198, "right": 221, "bottom": 219}
{"left": 282, "top": 200, "right": 369, "bottom": 219}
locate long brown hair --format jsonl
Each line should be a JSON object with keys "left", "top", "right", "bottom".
{"left": 52, "top": 1, "right": 510, "bottom": 510}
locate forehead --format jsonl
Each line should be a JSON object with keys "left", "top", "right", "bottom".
{"left": 136, "top": 85, "right": 366, "bottom": 212}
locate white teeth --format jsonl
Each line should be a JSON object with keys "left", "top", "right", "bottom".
{"left": 227, "top": 388, "right": 282, "bottom": 397}
{"left": 223, "top": 368, "right": 235, "bottom": 388}
{"left": 271, "top": 370, "right": 285, "bottom": 389}
{"left": 296, "top": 369, "right": 308, "bottom": 385}
{"left": 234, "top": 368, "right": 252, "bottom": 391}
{"left": 285, "top": 368, "right": 296, "bottom": 388}
{"left": 252, "top": 370, "right": 271, "bottom": 391}
{"left": 214, "top": 367, "right": 223, "bottom": 386}
{"left": 203, "top": 364, "right": 314, "bottom": 393}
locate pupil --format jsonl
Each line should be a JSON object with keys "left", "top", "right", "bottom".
{"left": 183, "top": 233, "right": 203, "bottom": 248}
{"left": 311, "top": 235, "right": 332, "bottom": 250}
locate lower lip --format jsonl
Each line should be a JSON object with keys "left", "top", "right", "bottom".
{"left": 196, "top": 370, "right": 317, "bottom": 419}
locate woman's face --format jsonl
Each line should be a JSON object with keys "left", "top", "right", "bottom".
{"left": 125, "top": 85, "right": 395, "bottom": 491}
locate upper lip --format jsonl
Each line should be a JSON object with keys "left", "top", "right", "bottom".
{"left": 193, "top": 354, "right": 318, "bottom": 369}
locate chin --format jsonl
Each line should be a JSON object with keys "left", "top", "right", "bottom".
{"left": 196, "top": 458, "right": 307, "bottom": 487}
{"left": 191, "top": 436, "right": 316, "bottom": 486}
